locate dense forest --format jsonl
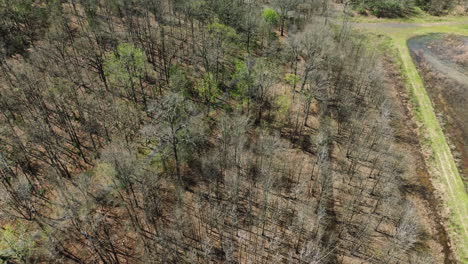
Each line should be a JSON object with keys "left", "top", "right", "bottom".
{"left": 0, "top": 0, "right": 464, "bottom": 263}
{"left": 350, "top": 0, "right": 467, "bottom": 17}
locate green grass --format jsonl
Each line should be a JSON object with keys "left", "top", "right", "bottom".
{"left": 357, "top": 22, "right": 468, "bottom": 262}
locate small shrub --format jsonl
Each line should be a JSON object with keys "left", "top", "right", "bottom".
{"left": 0, "top": 0, "right": 49, "bottom": 56}
{"left": 357, "top": 6, "right": 368, "bottom": 15}
{"left": 427, "top": 0, "right": 458, "bottom": 15}
{"left": 262, "top": 8, "right": 280, "bottom": 25}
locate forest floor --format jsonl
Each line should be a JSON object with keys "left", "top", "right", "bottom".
{"left": 354, "top": 20, "right": 468, "bottom": 262}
